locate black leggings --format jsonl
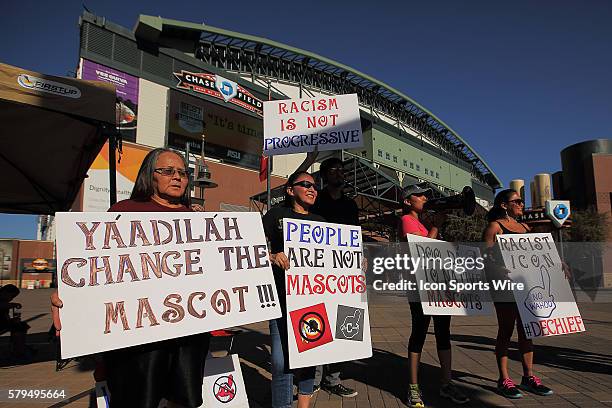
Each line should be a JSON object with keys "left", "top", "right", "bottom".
{"left": 408, "top": 302, "right": 451, "bottom": 353}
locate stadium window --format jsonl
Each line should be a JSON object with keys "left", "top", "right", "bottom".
{"left": 425, "top": 169, "right": 428, "bottom": 175}
{"left": 393, "top": 156, "right": 397, "bottom": 163}
{"left": 436, "top": 172, "right": 440, "bottom": 178}
{"left": 386, "top": 152, "right": 390, "bottom": 160}
{"left": 416, "top": 164, "right": 421, "bottom": 171}
{"left": 403, "top": 159, "right": 408, "bottom": 167}
{"left": 410, "top": 162, "right": 414, "bottom": 169}
{"left": 377, "top": 149, "right": 383, "bottom": 157}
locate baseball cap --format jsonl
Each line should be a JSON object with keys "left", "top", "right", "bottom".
{"left": 402, "top": 184, "right": 432, "bottom": 199}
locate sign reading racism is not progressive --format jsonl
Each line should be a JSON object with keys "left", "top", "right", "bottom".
{"left": 263, "top": 94, "right": 363, "bottom": 155}
{"left": 56, "top": 212, "right": 281, "bottom": 358}
{"left": 496, "top": 233, "right": 585, "bottom": 339}
{"left": 283, "top": 219, "right": 372, "bottom": 369}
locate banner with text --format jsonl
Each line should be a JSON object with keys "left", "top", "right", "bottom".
{"left": 263, "top": 94, "right": 362, "bottom": 156}
{"left": 283, "top": 219, "right": 372, "bottom": 369}
{"left": 56, "top": 212, "right": 281, "bottom": 358}
{"left": 496, "top": 233, "right": 585, "bottom": 339}
{"left": 406, "top": 235, "right": 493, "bottom": 315}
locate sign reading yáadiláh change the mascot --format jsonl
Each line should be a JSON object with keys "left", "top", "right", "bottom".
{"left": 263, "top": 94, "right": 362, "bottom": 155}
{"left": 283, "top": 219, "right": 372, "bottom": 369}
{"left": 56, "top": 212, "right": 281, "bottom": 358}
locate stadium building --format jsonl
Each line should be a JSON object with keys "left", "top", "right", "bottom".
{"left": 68, "top": 12, "right": 501, "bottom": 240}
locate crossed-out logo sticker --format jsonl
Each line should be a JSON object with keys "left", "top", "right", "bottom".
{"left": 213, "top": 374, "right": 237, "bottom": 403}
{"left": 290, "top": 303, "right": 333, "bottom": 352}
{"left": 335, "top": 305, "right": 365, "bottom": 341}
{"left": 17, "top": 74, "right": 81, "bottom": 98}
{"left": 173, "top": 70, "right": 263, "bottom": 115}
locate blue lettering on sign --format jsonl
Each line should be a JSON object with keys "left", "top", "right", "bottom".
{"left": 553, "top": 204, "right": 569, "bottom": 220}
{"left": 285, "top": 220, "right": 360, "bottom": 248}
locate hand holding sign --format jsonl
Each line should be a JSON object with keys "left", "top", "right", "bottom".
{"left": 524, "top": 265, "right": 557, "bottom": 318}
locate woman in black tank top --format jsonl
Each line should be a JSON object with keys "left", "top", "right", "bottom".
{"left": 482, "top": 189, "right": 553, "bottom": 399}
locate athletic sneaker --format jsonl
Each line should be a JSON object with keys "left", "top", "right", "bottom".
{"left": 498, "top": 378, "right": 523, "bottom": 399}
{"left": 520, "top": 375, "right": 553, "bottom": 396}
{"left": 440, "top": 381, "right": 470, "bottom": 404}
{"left": 312, "top": 384, "right": 320, "bottom": 393}
{"left": 323, "top": 384, "right": 358, "bottom": 398}
{"left": 407, "top": 384, "right": 425, "bottom": 408}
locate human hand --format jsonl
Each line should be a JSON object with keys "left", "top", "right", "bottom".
{"left": 191, "top": 204, "right": 205, "bottom": 212}
{"left": 50, "top": 290, "right": 63, "bottom": 336}
{"left": 270, "top": 252, "right": 290, "bottom": 270}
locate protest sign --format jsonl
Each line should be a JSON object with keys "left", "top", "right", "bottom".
{"left": 496, "top": 233, "right": 585, "bottom": 339}
{"left": 263, "top": 94, "right": 362, "bottom": 155}
{"left": 55, "top": 212, "right": 281, "bottom": 358}
{"left": 406, "top": 235, "right": 493, "bottom": 316}
{"left": 283, "top": 219, "right": 372, "bottom": 369}
{"left": 200, "top": 354, "right": 249, "bottom": 408}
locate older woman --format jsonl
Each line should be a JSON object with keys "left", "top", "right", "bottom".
{"left": 51, "top": 148, "right": 209, "bottom": 408}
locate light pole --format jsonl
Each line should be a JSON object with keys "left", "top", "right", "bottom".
{"left": 194, "top": 132, "right": 217, "bottom": 207}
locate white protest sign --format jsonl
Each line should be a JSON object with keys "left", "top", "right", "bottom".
{"left": 263, "top": 94, "right": 362, "bottom": 155}
{"left": 496, "top": 233, "right": 585, "bottom": 339}
{"left": 406, "top": 235, "right": 493, "bottom": 316}
{"left": 200, "top": 354, "right": 249, "bottom": 408}
{"left": 283, "top": 219, "right": 372, "bottom": 369}
{"left": 56, "top": 212, "right": 281, "bottom": 358}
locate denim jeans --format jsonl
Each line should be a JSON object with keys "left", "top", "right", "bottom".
{"left": 270, "top": 317, "right": 315, "bottom": 408}
{"left": 314, "top": 364, "right": 341, "bottom": 387}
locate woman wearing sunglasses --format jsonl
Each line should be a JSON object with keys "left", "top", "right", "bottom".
{"left": 483, "top": 189, "right": 553, "bottom": 399}
{"left": 262, "top": 171, "right": 324, "bottom": 408}
{"left": 399, "top": 185, "right": 469, "bottom": 408}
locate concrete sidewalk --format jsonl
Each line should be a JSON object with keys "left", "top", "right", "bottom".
{"left": 1, "top": 289, "right": 611, "bottom": 407}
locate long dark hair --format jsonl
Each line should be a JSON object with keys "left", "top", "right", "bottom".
{"left": 283, "top": 171, "right": 312, "bottom": 208}
{"left": 130, "top": 148, "right": 190, "bottom": 205}
{"left": 487, "top": 189, "right": 517, "bottom": 222}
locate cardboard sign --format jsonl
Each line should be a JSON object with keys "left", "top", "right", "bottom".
{"left": 263, "top": 94, "right": 363, "bottom": 156}
{"left": 56, "top": 212, "right": 281, "bottom": 358}
{"left": 496, "top": 233, "right": 585, "bottom": 339}
{"left": 283, "top": 219, "right": 372, "bottom": 369}
{"left": 406, "top": 235, "right": 493, "bottom": 315}
{"left": 201, "top": 354, "right": 249, "bottom": 408}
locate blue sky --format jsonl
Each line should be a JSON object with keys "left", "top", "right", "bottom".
{"left": 1, "top": 0, "right": 611, "bottom": 239}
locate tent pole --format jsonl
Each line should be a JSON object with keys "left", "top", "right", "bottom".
{"left": 109, "top": 132, "right": 117, "bottom": 206}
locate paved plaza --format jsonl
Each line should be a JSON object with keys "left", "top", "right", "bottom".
{"left": 1, "top": 289, "right": 611, "bottom": 407}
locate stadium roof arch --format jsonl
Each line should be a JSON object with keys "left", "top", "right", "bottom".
{"left": 134, "top": 15, "right": 501, "bottom": 190}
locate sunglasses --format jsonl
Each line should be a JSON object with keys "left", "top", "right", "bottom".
{"left": 292, "top": 180, "right": 318, "bottom": 190}
{"left": 508, "top": 198, "right": 524, "bottom": 205}
{"left": 154, "top": 167, "right": 190, "bottom": 178}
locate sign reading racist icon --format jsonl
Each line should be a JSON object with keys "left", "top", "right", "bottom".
{"left": 283, "top": 219, "right": 372, "bottom": 369}
{"left": 201, "top": 354, "right": 249, "bottom": 408}
{"left": 406, "top": 235, "right": 493, "bottom": 316}
{"left": 263, "top": 94, "right": 363, "bottom": 156}
{"left": 55, "top": 212, "right": 281, "bottom": 358}
{"left": 496, "top": 233, "right": 585, "bottom": 339}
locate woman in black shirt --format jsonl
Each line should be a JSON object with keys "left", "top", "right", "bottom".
{"left": 263, "top": 171, "right": 324, "bottom": 408}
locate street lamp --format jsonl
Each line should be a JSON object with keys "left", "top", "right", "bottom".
{"left": 193, "top": 132, "right": 217, "bottom": 206}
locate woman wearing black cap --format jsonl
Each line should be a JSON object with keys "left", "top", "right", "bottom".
{"left": 399, "top": 184, "right": 469, "bottom": 408}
